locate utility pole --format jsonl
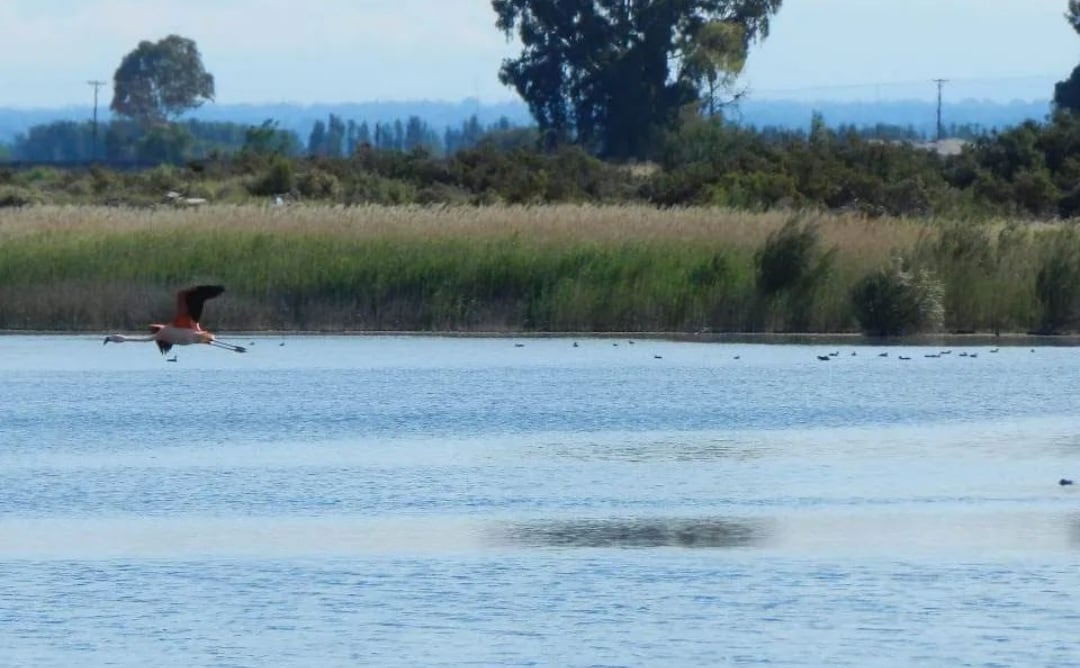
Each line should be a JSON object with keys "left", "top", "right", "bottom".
{"left": 932, "top": 78, "right": 948, "bottom": 143}
{"left": 87, "top": 80, "right": 106, "bottom": 161}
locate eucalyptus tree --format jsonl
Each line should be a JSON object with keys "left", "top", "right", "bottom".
{"left": 111, "top": 35, "right": 215, "bottom": 125}
{"left": 492, "top": 0, "right": 782, "bottom": 159}
{"left": 1056, "top": 1, "right": 1080, "bottom": 112}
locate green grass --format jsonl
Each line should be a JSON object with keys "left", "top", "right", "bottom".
{"left": 0, "top": 205, "right": 1073, "bottom": 333}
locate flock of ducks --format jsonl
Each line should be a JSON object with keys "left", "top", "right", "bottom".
{"left": 813, "top": 347, "right": 1026, "bottom": 362}
{"left": 504, "top": 340, "right": 1047, "bottom": 370}
{"left": 506, "top": 340, "right": 1043, "bottom": 365}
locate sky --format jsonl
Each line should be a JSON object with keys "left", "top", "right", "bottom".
{"left": 0, "top": 0, "right": 1076, "bottom": 109}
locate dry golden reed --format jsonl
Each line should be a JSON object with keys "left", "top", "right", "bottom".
{"left": 0, "top": 204, "right": 1062, "bottom": 333}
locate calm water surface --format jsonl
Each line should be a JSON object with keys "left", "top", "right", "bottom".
{"left": 1, "top": 335, "right": 1079, "bottom": 666}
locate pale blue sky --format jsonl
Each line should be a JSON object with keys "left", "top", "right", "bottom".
{"left": 0, "top": 0, "right": 1076, "bottom": 108}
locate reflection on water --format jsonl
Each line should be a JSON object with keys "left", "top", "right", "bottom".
{"left": 540, "top": 436, "right": 767, "bottom": 463}
{"left": 3, "top": 512, "right": 1077, "bottom": 558}
{"left": 495, "top": 517, "right": 765, "bottom": 549}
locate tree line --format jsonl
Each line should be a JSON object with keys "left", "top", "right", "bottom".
{"left": 3, "top": 114, "right": 525, "bottom": 164}
{"left": 3, "top": 111, "right": 1079, "bottom": 221}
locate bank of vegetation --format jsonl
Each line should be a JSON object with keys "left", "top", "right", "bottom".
{"left": 3, "top": 111, "right": 1080, "bottom": 220}
{"left": 1, "top": 204, "right": 1078, "bottom": 336}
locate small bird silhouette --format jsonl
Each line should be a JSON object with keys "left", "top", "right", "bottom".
{"left": 1060, "top": 478, "right": 1074, "bottom": 486}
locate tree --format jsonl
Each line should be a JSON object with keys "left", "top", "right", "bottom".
{"left": 681, "top": 20, "right": 747, "bottom": 117}
{"left": 326, "top": 114, "right": 346, "bottom": 157}
{"left": 1057, "top": 65, "right": 1080, "bottom": 113}
{"left": 346, "top": 120, "right": 358, "bottom": 153}
{"left": 111, "top": 35, "right": 215, "bottom": 124}
{"left": 1057, "top": 2, "right": 1080, "bottom": 112}
{"left": 308, "top": 120, "right": 327, "bottom": 156}
{"left": 492, "top": 0, "right": 781, "bottom": 159}
{"left": 137, "top": 123, "right": 194, "bottom": 163}
{"left": 242, "top": 120, "right": 298, "bottom": 157}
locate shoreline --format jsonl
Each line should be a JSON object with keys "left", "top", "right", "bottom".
{"left": 4, "top": 330, "right": 1078, "bottom": 346}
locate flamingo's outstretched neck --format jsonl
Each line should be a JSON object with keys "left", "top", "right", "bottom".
{"left": 103, "top": 334, "right": 155, "bottom": 345}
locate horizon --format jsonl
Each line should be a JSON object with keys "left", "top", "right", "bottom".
{"left": 0, "top": 93, "right": 1056, "bottom": 114}
{"left": 0, "top": 0, "right": 1075, "bottom": 110}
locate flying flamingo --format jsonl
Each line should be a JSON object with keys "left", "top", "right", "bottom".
{"left": 103, "top": 285, "right": 247, "bottom": 355}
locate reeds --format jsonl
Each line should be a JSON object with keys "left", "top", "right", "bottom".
{"left": 0, "top": 204, "right": 1071, "bottom": 333}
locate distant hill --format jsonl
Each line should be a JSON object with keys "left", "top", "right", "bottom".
{"left": 733, "top": 98, "right": 1053, "bottom": 136}
{"left": 0, "top": 97, "right": 1054, "bottom": 144}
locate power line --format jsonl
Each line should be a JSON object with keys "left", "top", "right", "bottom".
{"left": 933, "top": 78, "right": 948, "bottom": 141}
{"left": 87, "top": 80, "right": 106, "bottom": 161}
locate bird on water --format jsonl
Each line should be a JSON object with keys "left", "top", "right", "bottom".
{"left": 103, "top": 285, "right": 247, "bottom": 355}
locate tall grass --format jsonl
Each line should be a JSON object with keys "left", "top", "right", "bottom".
{"left": 0, "top": 204, "right": 1073, "bottom": 333}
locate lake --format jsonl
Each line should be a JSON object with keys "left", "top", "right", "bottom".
{"left": 1, "top": 335, "right": 1079, "bottom": 666}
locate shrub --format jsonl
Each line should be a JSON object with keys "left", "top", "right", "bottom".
{"left": 1013, "top": 168, "right": 1060, "bottom": 217}
{"left": 415, "top": 182, "right": 472, "bottom": 205}
{"left": 139, "top": 164, "right": 183, "bottom": 194}
{"left": 851, "top": 259, "right": 945, "bottom": 336}
{"left": 755, "top": 218, "right": 833, "bottom": 297}
{"left": 89, "top": 166, "right": 117, "bottom": 195}
{"left": 1058, "top": 183, "right": 1080, "bottom": 219}
{"left": 0, "top": 186, "right": 41, "bottom": 208}
{"left": 345, "top": 172, "right": 416, "bottom": 205}
{"left": 297, "top": 169, "right": 341, "bottom": 200}
{"left": 706, "top": 171, "right": 800, "bottom": 209}
{"left": 249, "top": 155, "right": 295, "bottom": 196}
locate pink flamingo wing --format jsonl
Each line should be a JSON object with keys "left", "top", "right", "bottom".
{"left": 173, "top": 285, "right": 225, "bottom": 327}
